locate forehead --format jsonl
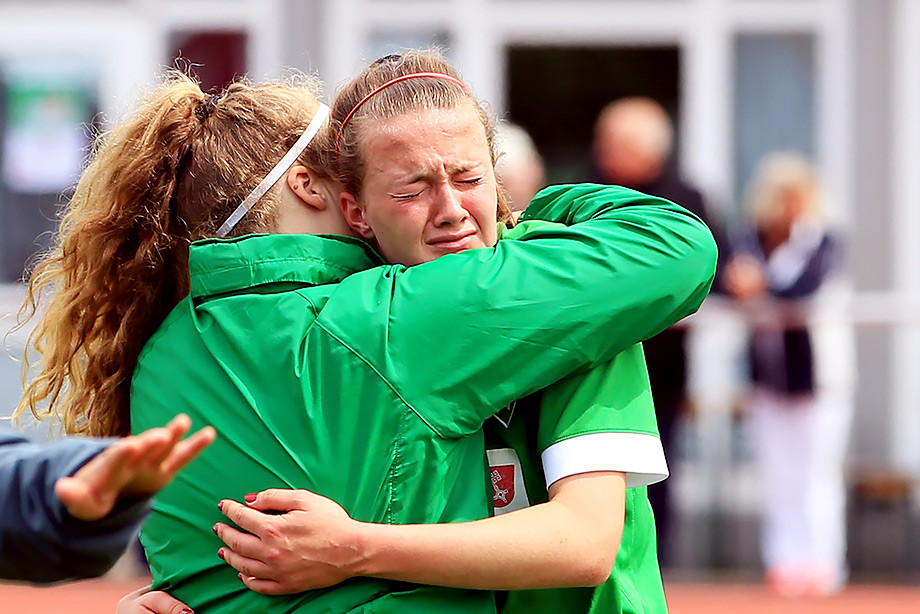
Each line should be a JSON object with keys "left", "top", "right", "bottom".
{"left": 361, "top": 104, "right": 491, "bottom": 172}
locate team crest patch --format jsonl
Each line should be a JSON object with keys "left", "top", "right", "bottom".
{"left": 486, "top": 448, "right": 530, "bottom": 515}
{"left": 491, "top": 465, "right": 515, "bottom": 508}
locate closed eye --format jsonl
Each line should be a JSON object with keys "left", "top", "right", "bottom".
{"left": 392, "top": 190, "right": 423, "bottom": 200}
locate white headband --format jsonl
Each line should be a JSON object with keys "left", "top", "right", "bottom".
{"left": 215, "top": 103, "right": 331, "bottom": 238}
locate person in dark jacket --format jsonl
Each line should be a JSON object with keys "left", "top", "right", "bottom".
{"left": 0, "top": 414, "right": 213, "bottom": 583}
{"left": 592, "top": 96, "right": 715, "bottom": 566}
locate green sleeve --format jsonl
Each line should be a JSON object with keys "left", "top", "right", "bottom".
{"left": 322, "top": 183, "right": 716, "bottom": 437}
{"left": 537, "top": 344, "right": 658, "bottom": 448}
{"left": 536, "top": 344, "right": 669, "bottom": 489}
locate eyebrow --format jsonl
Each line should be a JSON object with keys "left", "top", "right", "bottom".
{"left": 448, "top": 162, "right": 481, "bottom": 175}
{"left": 400, "top": 162, "right": 483, "bottom": 185}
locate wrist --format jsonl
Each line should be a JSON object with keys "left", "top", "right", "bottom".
{"left": 344, "top": 520, "right": 377, "bottom": 578}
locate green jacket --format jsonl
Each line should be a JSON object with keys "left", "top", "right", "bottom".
{"left": 132, "top": 183, "right": 717, "bottom": 613}
{"left": 490, "top": 345, "right": 668, "bottom": 614}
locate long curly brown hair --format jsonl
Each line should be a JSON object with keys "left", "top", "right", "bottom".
{"left": 14, "top": 71, "right": 326, "bottom": 436}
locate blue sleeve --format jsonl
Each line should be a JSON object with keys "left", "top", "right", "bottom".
{"left": 0, "top": 430, "right": 151, "bottom": 584}
{"left": 724, "top": 228, "right": 837, "bottom": 299}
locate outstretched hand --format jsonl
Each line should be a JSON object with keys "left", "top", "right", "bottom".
{"left": 56, "top": 414, "right": 216, "bottom": 521}
{"left": 214, "top": 489, "right": 362, "bottom": 595}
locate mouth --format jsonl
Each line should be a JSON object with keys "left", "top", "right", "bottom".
{"left": 426, "top": 230, "right": 479, "bottom": 252}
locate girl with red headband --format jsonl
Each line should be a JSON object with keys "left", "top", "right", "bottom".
{"left": 202, "top": 50, "right": 683, "bottom": 614}
{"left": 132, "top": 52, "right": 710, "bottom": 613}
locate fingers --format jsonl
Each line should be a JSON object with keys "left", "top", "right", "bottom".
{"left": 132, "top": 414, "right": 194, "bottom": 470}
{"left": 218, "top": 498, "right": 276, "bottom": 535}
{"left": 159, "top": 426, "right": 217, "bottom": 476}
{"left": 213, "top": 522, "right": 266, "bottom": 560}
{"left": 56, "top": 439, "right": 145, "bottom": 520}
{"left": 135, "top": 590, "right": 194, "bottom": 614}
{"left": 238, "top": 573, "right": 287, "bottom": 596}
{"left": 53, "top": 476, "right": 93, "bottom": 518}
{"left": 143, "top": 414, "right": 192, "bottom": 467}
{"left": 123, "top": 417, "right": 216, "bottom": 496}
{"left": 117, "top": 584, "right": 193, "bottom": 614}
{"left": 134, "top": 426, "right": 182, "bottom": 469}
{"left": 59, "top": 416, "right": 216, "bottom": 520}
{"left": 116, "top": 585, "right": 153, "bottom": 614}
{"left": 246, "top": 488, "right": 310, "bottom": 512}
{"left": 163, "top": 413, "right": 193, "bottom": 440}
{"left": 217, "top": 543, "right": 273, "bottom": 579}
{"left": 90, "top": 437, "right": 147, "bottom": 484}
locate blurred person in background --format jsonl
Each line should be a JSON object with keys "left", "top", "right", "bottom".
{"left": 591, "top": 96, "right": 714, "bottom": 566}
{"left": 723, "top": 151, "right": 852, "bottom": 597}
{"left": 0, "top": 414, "right": 213, "bottom": 584}
{"left": 495, "top": 122, "right": 545, "bottom": 218}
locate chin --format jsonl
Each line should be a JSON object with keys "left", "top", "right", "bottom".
{"left": 391, "top": 251, "right": 432, "bottom": 267}
{"left": 415, "top": 253, "right": 440, "bottom": 265}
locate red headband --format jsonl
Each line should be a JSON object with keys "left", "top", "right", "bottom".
{"left": 334, "top": 72, "right": 467, "bottom": 156}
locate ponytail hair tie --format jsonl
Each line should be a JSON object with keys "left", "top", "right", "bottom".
{"left": 196, "top": 93, "right": 220, "bottom": 122}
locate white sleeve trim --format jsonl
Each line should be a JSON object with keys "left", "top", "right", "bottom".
{"left": 541, "top": 432, "right": 669, "bottom": 489}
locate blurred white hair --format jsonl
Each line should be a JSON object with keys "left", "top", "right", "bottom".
{"left": 745, "top": 151, "right": 826, "bottom": 229}
{"left": 495, "top": 122, "right": 545, "bottom": 212}
{"left": 496, "top": 122, "right": 541, "bottom": 170}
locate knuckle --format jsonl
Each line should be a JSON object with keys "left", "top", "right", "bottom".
{"left": 265, "top": 548, "right": 284, "bottom": 566}
{"left": 228, "top": 505, "right": 244, "bottom": 524}
{"left": 262, "top": 524, "right": 281, "bottom": 541}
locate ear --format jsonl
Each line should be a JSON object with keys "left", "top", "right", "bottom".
{"left": 340, "top": 192, "right": 375, "bottom": 239}
{"left": 286, "top": 165, "right": 328, "bottom": 211}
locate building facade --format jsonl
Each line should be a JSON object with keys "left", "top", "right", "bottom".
{"left": 0, "top": 0, "right": 917, "bottom": 573}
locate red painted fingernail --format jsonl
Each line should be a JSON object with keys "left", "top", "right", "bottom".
{"left": 217, "top": 549, "right": 225, "bottom": 560}
{"left": 244, "top": 493, "right": 257, "bottom": 503}
{"left": 180, "top": 609, "right": 194, "bottom": 614}
{"left": 238, "top": 572, "right": 244, "bottom": 581}
{"left": 212, "top": 524, "right": 219, "bottom": 535}
{"left": 217, "top": 500, "right": 224, "bottom": 511}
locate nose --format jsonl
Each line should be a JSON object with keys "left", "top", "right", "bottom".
{"left": 430, "top": 184, "right": 468, "bottom": 227}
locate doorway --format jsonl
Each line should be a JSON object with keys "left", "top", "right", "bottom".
{"left": 505, "top": 45, "right": 680, "bottom": 183}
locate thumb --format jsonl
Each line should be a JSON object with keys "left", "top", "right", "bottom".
{"left": 54, "top": 477, "right": 96, "bottom": 520}
{"left": 246, "top": 488, "right": 314, "bottom": 512}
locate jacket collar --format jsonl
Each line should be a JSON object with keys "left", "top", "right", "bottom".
{"left": 189, "top": 233, "right": 384, "bottom": 299}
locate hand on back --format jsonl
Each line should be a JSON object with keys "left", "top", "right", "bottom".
{"left": 214, "top": 488, "right": 362, "bottom": 595}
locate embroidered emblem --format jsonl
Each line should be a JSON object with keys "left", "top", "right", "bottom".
{"left": 491, "top": 465, "right": 515, "bottom": 507}
{"left": 486, "top": 447, "right": 530, "bottom": 515}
